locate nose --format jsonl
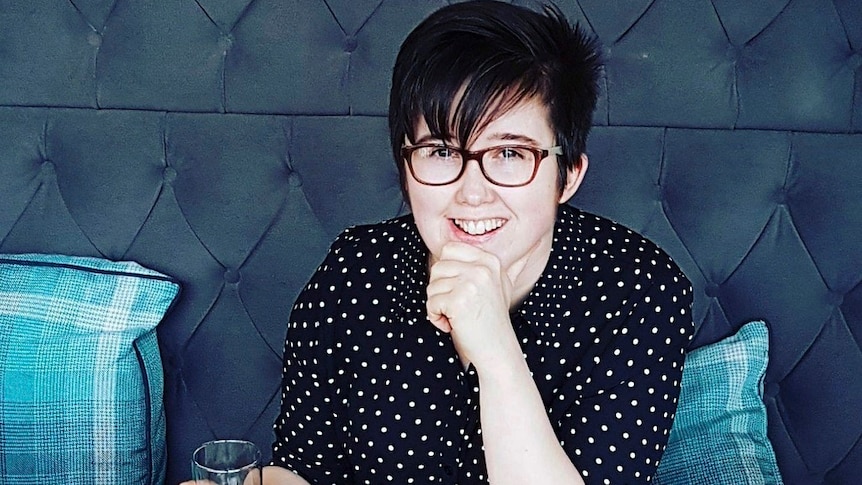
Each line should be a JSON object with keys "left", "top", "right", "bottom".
{"left": 455, "top": 158, "right": 495, "bottom": 205}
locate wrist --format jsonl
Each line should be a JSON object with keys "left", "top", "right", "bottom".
{"left": 472, "top": 330, "right": 527, "bottom": 382}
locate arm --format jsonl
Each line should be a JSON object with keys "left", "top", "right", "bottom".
{"left": 270, "top": 237, "right": 355, "bottom": 484}
{"left": 426, "top": 242, "right": 585, "bottom": 484}
{"left": 180, "top": 467, "right": 310, "bottom": 485}
{"left": 551, "top": 265, "right": 693, "bottom": 482}
{"left": 426, "top": 241, "right": 692, "bottom": 484}
{"left": 476, "top": 333, "right": 586, "bottom": 485}
{"left": 263, "top": 466, "right": 311, "bottom": 485}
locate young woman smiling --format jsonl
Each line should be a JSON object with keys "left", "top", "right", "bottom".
{"left": 265, "top": 2, "right": 693, "bottom": 484}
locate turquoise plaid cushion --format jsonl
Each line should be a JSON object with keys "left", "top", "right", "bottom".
{"left": 654, "top": 321, "right": 783, "bottom": 484}
{"left": 0, "top": 254, "right": 180, "bottom": 485}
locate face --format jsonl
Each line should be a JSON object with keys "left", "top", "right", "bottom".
{"left": 406, "top": 97, "right": 588, "bottom": 288}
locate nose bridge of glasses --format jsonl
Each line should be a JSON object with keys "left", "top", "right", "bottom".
{"left": 460, "top": 153, "right": 489, "bottom": 182}
{"left": 455, "top": 155, "right": 496, "bottom": 202}
{"left": 461, "top": 147, "right": 485, "bottom": 163}
{"left": 462, "top": 147, "right": 498, "bottom": 178}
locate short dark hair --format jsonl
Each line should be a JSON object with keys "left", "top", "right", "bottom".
{"left": 388, "top": 0, "right": 603, "bottom": 197}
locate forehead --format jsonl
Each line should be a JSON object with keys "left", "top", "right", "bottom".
{"left": 413, "top": 96, "right": 553, "bottom": 146}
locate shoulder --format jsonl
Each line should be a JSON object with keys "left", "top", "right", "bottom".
{"left": 329, "top": 214, "right": 420, "bottom": 259}
{"left": 561, "top": 204, "right": 689, "bottom": 292}
{"left": 551, "top": 206, "right": 693, "bottom": 343}
{"left": 319, "top": 214, "right": 425, "bottom": 279}
{"left": 553, "top": 208, "right": 694, "bottom": 387}
{"left": 289, "top": 215, "right": 422, "bottom": 334}
{"left": 295, "top": 214, "right": 425, "bottom": 308}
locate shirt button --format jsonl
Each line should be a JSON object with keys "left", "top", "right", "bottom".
{"left": 442, "top": 464, "right": 454, "bottom": 476}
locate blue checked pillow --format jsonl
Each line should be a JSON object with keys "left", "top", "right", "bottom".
{"left": 0, "top": 254, "right": 180, "bottom": 485}
{"left": 653, "top": 321, "right": 784, "bottom": 484}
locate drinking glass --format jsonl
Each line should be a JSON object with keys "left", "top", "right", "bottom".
{"left": 191, "top": 439, "right": 262, "bottom": 485}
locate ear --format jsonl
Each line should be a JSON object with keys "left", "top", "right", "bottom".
{"left": 558, "top": 154, "right": 589, "bottom": 204}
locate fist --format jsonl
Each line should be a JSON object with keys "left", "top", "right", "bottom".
{"left": 426, "top": 242, "right": 515, "bottom": 367}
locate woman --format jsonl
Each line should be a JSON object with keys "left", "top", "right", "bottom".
{"left": 266, "top": 1, "right": 693, "bottom": 483}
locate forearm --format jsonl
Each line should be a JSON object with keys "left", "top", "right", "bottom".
{"left": 476, "top": 339, "right": 585, "bottom": 485}
{"left": 263, "top": 465, "right": 311, "bottom": 485}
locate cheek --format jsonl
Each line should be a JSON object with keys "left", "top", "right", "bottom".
{"left": 406, "top": 179, "right": 450, "bottom": 211}
{"left": 405, "top": 182, "right": 430, "bottom": 214}
{"left": 535, "top": 165, "right": 566, "bottom": 203}
{"left": 406, "top": 185, "right": 446, "bottom": 242}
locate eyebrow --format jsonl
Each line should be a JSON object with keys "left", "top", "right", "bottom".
{"left": 412, "top": 132, "right": 542, "bottom": 146}
{"left": 413, "top": 134, "right": 447, "bottom": 145}
{"left": 485, "top": 132, "right": 542, "bottom": 145}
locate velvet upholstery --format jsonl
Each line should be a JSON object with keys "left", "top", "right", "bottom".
{"left": 0, "top": 1, "right": 859, "bottom": 483}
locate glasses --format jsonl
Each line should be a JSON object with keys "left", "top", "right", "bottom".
{"left": 402, "top": 144, "right": 562, "bottom": 187}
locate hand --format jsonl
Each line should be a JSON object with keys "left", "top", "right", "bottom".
{"left": 180, "top": 473, "right": 259, "bottom": 485}
{"left": 181, "top": 465, "right": 311, "bottom": 485}
{"left": 426, "top": 242, "right": 518, "bottom": 369}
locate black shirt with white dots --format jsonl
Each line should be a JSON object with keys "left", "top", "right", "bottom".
{"left": 272, "top": 204, "right": 693, "bottom": 484}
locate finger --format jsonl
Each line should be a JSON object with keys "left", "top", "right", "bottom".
{"left": 426, "top": 311, "right": 452, "bottom": 333}
{"left": 427, "top": 259, "right": 471, "bottom": 282}
{"left": 426, "top": 281, "right": 455, "bottom": 333}
{"left": 426, "top": 276, "right": 483, "bottom": 332}
{"left": 439, "top": 241, "right": 491, "bottom": 263}
{"left": 438, "top": 243, "right": 503, "bottom": 281}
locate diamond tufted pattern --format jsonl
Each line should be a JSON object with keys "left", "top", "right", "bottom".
{"left": 0, "top": 1, "right": 860, "bottom": 483}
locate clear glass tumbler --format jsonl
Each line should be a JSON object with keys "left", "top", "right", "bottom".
{"left": 191, "top": 439, "right": 262, "bottom": 485}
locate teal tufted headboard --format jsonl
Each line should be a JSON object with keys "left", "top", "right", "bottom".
{"left": 1, "top": 1, "right": 860, "bottom": 483}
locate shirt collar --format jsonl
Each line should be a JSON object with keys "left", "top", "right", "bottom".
{"left": 516, "top": 205, "right": 586, "bottom": 336}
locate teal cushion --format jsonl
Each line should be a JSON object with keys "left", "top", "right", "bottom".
{"left": 0, "top": 254, "right": 180, "bottom": 485}
{"left": 654, "top": 321, "right": 783, "bottom": 484}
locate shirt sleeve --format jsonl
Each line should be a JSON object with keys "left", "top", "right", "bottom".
{"left": 558, "top": 265, "right": 694, "bottom": 484}
{"left": 271, "top": 234, "right": 355, "bottom": 484}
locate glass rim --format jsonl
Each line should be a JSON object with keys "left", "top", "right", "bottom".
{"left": 192, "top": 439, "right": 261, "bottom": 474}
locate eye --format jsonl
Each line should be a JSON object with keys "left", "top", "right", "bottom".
{"left": 415, "top": 145, "right": 456, "bottom": 160}
{"left": 489, "top": 146, "right": 530, "bottom": 161}
{"left": 429, "top": 146, "right": 455, "bottom": 159}
{"left": 504, "top": 147, "right": 526, "bottom": 159}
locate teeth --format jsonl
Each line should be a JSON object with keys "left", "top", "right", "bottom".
{"left": 454, "top": 218, "right": 504, "bottom": 235}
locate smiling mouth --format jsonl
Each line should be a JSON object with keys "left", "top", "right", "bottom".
{"left": 453, "top": 218, "right": 505, "bottom": 236}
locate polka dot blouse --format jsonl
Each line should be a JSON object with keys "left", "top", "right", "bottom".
{"left": 272, "top": 204, "right": 693, "bottom": 484}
